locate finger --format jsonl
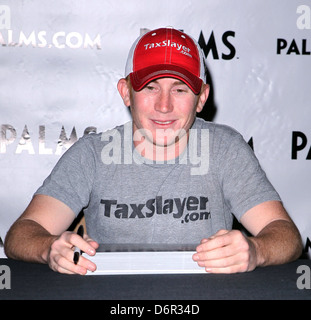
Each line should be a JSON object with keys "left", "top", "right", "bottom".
{"left": 205, "top": 264, "right": 245, "bottom": 274}
{"left": 213, "top": 229, "right": 229, "bottom": 236}
{"left": 50, "top": 263, "right": 76, "bottom": 275}
{"left": 200, "top": 238, "right": 209, "bottom": 244}
{"left": 50, "top": 251, "right": 88, "bottom": 275}
{"left": 193, "top": 245, "right": 231, "bottom": 262}
{"left": 194, "top": 251, "right": 250, "bottom": 273}
{"left": 204, "top": 259, "right": 250, "bottom": 274}
{"left": 60, "top": 251, "right": 97, "bottom": 274}
{"left": 74, "top": 255, "right": 97, "bottom": 273}
{"left": 196, "top": 232, "right": 231, "bottom": 253}
{"left": 84, "top": 235, "right": 99, "bottom": 251}
{"left": 69, "top": 233, "right": 96, "bottom": 256}
{"left": 199, "top": 230, "right": 228, "bottom": 245}
{"left": 195, "top": 254, "right": 234, "bottom": 268}
{"left": 50, "top": 241, "right": 97, "bottom": 275}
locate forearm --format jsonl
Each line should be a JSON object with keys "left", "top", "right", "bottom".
{"left": 4, "top": 219, "right": 58, "bottom": 264}
{"left": 249, "top": 219, "right": 303, "bottom": 267}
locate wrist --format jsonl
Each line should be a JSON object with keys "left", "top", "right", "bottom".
{"left": 40, "top": 235, "right": 58, "bottom": 264}
{"left": 248, "top": 236, "right": 265, "bottom": 268}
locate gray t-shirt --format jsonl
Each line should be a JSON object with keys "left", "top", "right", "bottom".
{"left": 35, "top": 118, "right": 281, "bottom": 244}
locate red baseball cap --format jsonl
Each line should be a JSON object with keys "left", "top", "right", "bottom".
{"left": 125, "top": 27, "right": 206, "bottom": 94}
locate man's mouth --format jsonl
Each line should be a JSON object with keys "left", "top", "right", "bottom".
{"left": 152, "top": 120, "right": 175, "bottom": 125}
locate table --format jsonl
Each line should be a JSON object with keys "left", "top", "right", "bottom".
{"left": 0, "top": 258, "right": 310, "bottom": 300}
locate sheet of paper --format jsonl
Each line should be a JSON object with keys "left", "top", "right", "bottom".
{"left": 84, "top": 244, "right": 207, "bottom": 275}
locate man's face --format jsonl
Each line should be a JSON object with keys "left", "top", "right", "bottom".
{"left": 119, "top": 78, "right": 208, "bottom": 150}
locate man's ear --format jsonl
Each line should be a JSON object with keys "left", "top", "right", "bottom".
{"left": 196, "top": 84, "right": 210, "bottom": 113}
{"left": 117, "top": 78, "right": 131, "bottom": 107}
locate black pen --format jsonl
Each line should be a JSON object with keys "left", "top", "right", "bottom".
{"left": 73, "top": 225, "right": 84, "bottom": 265}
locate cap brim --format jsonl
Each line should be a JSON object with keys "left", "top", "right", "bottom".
{"left": 130, "top": 64, "right": 203, "bottom": 95}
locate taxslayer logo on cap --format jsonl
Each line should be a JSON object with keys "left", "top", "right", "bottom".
{"left": 125, "top": 28, "right": 206, "bottom": 94}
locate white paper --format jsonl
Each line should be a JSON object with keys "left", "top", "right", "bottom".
{"left": 85, "top": 244, "right": 207, "bottom": 275}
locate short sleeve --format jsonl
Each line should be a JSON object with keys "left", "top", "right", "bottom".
{"left": 35, "top": 135, "right": 96, "bottom": 216}
{"left": 217, "top": 129, "right": 281, "bottom": 221}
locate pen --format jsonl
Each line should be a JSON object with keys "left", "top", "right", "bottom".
{"left": 73, "top": 225, "right": 84, "bottom": 265}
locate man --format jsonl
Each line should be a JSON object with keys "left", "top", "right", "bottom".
{"left": 4, "top": 27, "right": 302, "bottom": 275}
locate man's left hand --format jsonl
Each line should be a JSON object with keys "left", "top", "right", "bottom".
{"left": 192, "top": 229, "right": 257, "bottom": 273}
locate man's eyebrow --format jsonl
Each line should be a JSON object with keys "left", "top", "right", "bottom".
{"left": 172, "top": 80, "right": 187, "bottom": 86}
{"left": 152, "top": 79, "right": 187, "bottom": 85}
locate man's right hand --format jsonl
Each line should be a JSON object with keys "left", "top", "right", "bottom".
{"left": 47, "top": 231, "right": 99, "bottom": 275}
{"left": 4, "top": 195, "right": 99, "bottom": 274}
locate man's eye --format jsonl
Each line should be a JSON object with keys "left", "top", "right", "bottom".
{"left": 146, "top": 85, "right": 155, "bottom": 91}
{"left": 174, "top": 87, "right": 188, "bottom": 93}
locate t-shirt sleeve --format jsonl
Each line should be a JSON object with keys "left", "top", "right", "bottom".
{"left": 34, "top": 136, "right": 96, "bottom": 216}
{"left": 216, "top": 127, "right": 281, "bottom": 221}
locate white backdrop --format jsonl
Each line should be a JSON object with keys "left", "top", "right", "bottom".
{"left": 1, "top": 0, "right": 310, "bottom": 257}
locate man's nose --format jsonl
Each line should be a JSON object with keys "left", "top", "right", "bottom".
{"left": 154, "top": 91, "right": 173, "bottom": 113}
